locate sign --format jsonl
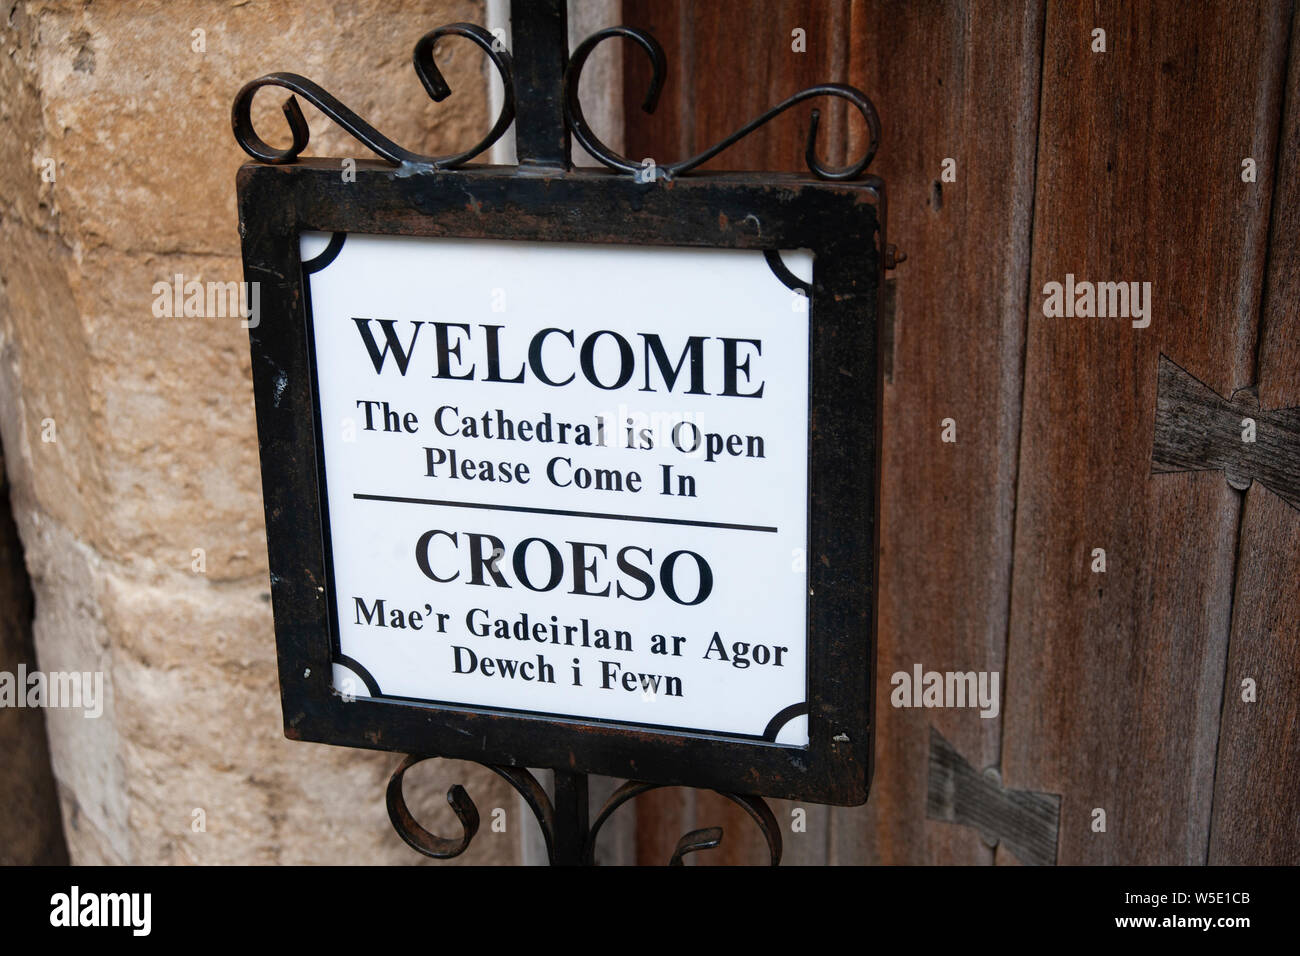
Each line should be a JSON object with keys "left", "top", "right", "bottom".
{"left": 238, "top": 162, "right": 879, "bottom": 804}
{"left": 308, "top": 234, "right": 812, "bottom": 743}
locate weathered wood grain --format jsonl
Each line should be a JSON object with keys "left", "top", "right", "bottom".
{"left": 623, "top": 2, "right": 1299, "bottom": 867}
{"left": 1000, "top": 0, "right": 1291, "bottom": 864}
{"left": 1152, "top": 356, "right": 1300, "bottom": 510}
{"left": 623, "top": 0, "right": 852, "bottom": 174}
{"left": 831, "top": 0, "right": 1044, "bottom": 864}
{"left": 1207, "top": 490, "right": 1300, "bottom": 864}
{"left": 633, "top": 786, "right": 696, "bottom": 865}
{"left": 926, "top": 728, "right": 1060, "bottom": 866}
{"left": 1208, "top": 2, "right": 1300, "bottom": 865}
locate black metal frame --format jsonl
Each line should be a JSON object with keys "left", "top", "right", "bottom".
{"left": 234, "top": 0, "right": 883, "bottom": 864}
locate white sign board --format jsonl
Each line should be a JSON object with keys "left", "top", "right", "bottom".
{"left": 303, "top": 233, "right": 811, "bottom": 744}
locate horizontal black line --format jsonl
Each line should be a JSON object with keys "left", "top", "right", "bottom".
{"left": 360, "top": 685, "right": 784, "bottom": 743}
{"left": 352, "top": 493, "right": 778, "bottom": 533}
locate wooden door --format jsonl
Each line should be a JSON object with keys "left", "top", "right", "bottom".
{"left": 613, "top": 0, "right": 1300, "bottom": 865}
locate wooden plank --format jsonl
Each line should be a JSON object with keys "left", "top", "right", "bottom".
{"left": 830, "top": 0, "right": 1045, "bottom": 864}
{"left": 1208, "top": 4, "right": 1300, "bottom": 865}
{"left": 623, "top": 0, "right": 851, "bottom": 174}
{"left": 622, "top": 0, "right": 691, "bottom": 165}
{"left": 1208, "top": 492, "right": 1300, "bottom": 864}
{"left": 1001, "top": 1, "right": 1291, "bottom": 864}
{"left": 633, "top": 787, "right": 696, "bottom": 865}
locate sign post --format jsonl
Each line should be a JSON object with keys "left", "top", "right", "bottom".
{"left": 233, "top": 0, "right": 888, "bottom": 865}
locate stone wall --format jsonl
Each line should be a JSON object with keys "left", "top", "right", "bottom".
{"left": 0, "top": 0, "right": 526, "bottom": 865}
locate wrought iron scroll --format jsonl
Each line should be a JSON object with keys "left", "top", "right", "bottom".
{"left": 232, "top": 21, "right": 879, "bottom": 181}
{"left": 563, "top": 26, "right": 881, "bottom": 181}
{"left": 586, "top": 780, "right": 782, "bottom": 866}
{"left": 386, "top": 757, "right": 782, "bottom": 866}
{"left": 231, "top": 24, "right": 514, "bottom": 170}
{"left": 386, "top": 756, "right": 557, "bottom": 861}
